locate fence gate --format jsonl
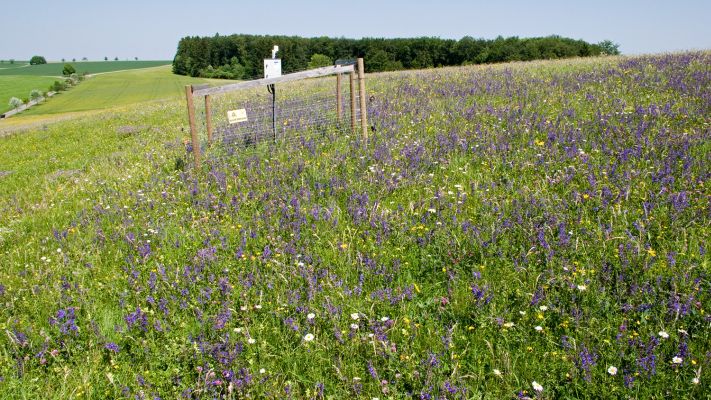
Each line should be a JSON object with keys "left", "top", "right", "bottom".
{"left": 184, "top": 58, "right": 368, "bottom": 167}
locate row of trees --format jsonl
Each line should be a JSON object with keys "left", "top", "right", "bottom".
{"left": 173, "top": 34, "right": 619, "bottom": 79}
{"left": 6, "top": 70, "right": 86, "bottom": 112}
{"left": 3, "top": 56, "right": 143, "bottom": 64}
{"left": 7, "top": 89, "right": 46, "bottom": 110}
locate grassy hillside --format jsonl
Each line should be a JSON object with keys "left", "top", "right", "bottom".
{"left": 0, "top": 53, "right": 709, "bottom": 399}
{"left": 0, "top": 60, "right": 170, "bottom": 76}
{"left": 0, "top": 75, "right": 58, "bottom": 113}
{"left": 21, "top": 66, "right": 212, "bottom": 115}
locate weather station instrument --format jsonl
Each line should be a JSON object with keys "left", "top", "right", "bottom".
{"left": 264, "top": 46, "right": 281, "bottom": 141}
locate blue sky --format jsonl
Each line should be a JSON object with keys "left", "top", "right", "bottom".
{"left": 2, "top": 0, "right": 710, "bottom": 61}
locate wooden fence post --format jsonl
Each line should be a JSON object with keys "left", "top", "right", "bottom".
{"left": 205, "top": 94, "right": 213, "bottom": 145}
{"left": 349, "top": 71, "right": 356, "bottom": 132}
{"left": 357, "top": 58, "right": 368, "bottom": 143}
{"left": 336, "top": 73, "right": 342, "bottom": 123}
{"left": 184, "top": 85, "right": 200, "bottom": 168}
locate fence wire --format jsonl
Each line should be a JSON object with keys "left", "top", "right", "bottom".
{"left": 190, "top": 72, "right": 365, "bottom": 163}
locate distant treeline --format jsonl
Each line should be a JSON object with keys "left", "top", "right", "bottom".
{"left": 173, "top": 34, "right": 619, "bottom": 79}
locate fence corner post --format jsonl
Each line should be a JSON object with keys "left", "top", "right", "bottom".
{"left": 357, "top": 58, "right": 368, "bottom": 144}
{"left": 185, "top": 85, "right": 200, "bottom": 168}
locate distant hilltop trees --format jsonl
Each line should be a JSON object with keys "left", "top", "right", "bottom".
{"left": 30, "top": 55, "right": 47, "bottom": 65}
{"left": 173, "top": 34, "right": 619, "bottom": 79}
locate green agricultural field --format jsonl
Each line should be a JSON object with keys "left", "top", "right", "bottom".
{"left": 0, "top": 75, "right": 58, "bottom": 113}
{"left": 0, "top": 61, "right": 29, "bottom": 69}
{"left": 21, "top": 66, "right": 212, "bottom": 115}
{"left": 0, "top": 60, "right": 170, "bottom": 76}
{"left": 0, "top": 53, "right": 709, "bottom": 399}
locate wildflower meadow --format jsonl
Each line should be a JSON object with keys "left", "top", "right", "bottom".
{"left": 0, "top": 52, "right": 709, "bottom": 399}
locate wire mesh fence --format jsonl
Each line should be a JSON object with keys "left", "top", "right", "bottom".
{"left": 185, "top": 61, "right": 367, "bottom": 167}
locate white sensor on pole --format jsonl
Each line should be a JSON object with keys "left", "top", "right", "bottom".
{"left": 264, "top": 45, "right": 282, "bottom": 78}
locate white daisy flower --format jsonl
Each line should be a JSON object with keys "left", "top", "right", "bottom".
{"left": 532, "top": 381, "right": 543, "bottom": 392}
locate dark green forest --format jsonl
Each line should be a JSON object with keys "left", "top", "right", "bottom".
{"left": 172, "top": 34, "right": 619, "bottom": 79}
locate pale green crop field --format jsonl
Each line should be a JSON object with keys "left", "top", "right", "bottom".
{"left": 21, "top": 66, "right": 212, "bottom": 115}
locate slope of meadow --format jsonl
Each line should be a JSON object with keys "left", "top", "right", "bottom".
{"left": 0, "top": 53, "right": 709, "bottom": 399}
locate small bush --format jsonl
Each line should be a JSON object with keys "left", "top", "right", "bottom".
{"left": 8, "top": 97, "right": 23, "bottom": 109}
{"left": 62, "top": 63, "right": 76, "bottom": 76}
{"left": 29, "top": 89, "right": 44, "bottom": 102}
{"left": 307, "top": 53, "right": 333, "bottom": 69}
{"left": 50, "top": 81, "right": 66, "bottom": 92}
